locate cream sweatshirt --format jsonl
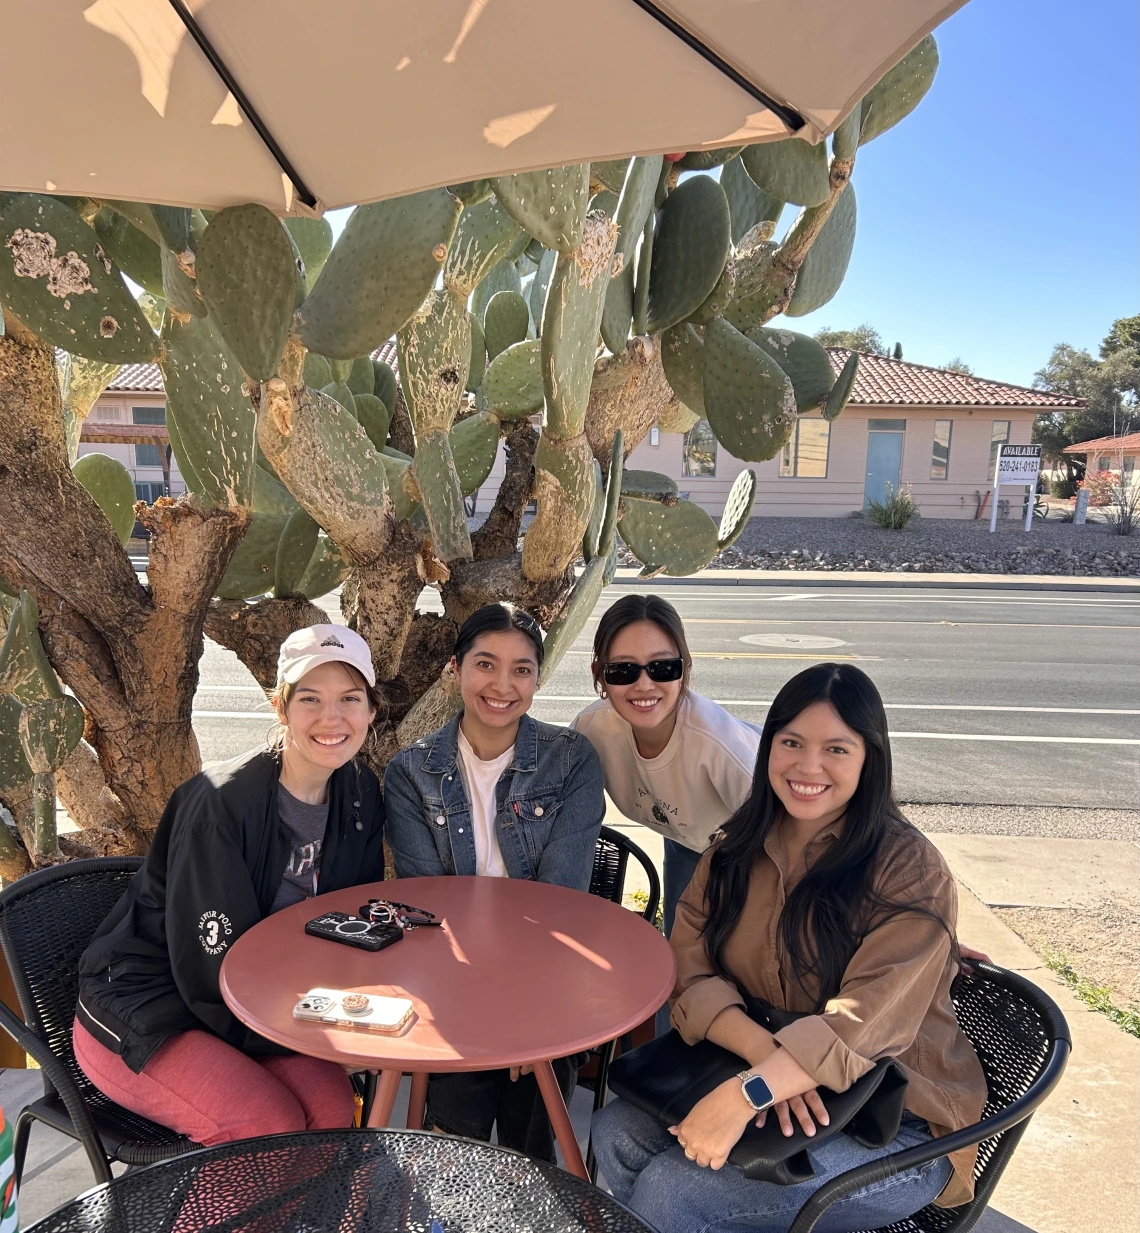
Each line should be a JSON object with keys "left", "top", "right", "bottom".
{"left": 571, "top": 692, "right": 761, "bottom": 853}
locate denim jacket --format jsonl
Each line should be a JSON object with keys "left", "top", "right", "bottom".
{"left": 384, "top": 713, "right": 605, "bottom": 892}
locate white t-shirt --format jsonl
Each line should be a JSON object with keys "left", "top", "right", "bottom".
{"left": 456, "top": 727, "right": 513, "bottom": 878}
{"left": 572, "top": 692, "right": 761, "bottom": 853}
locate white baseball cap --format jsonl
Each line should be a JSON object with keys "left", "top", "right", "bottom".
{"left": 276, "top": 624, "right": 376, "bottom": 688}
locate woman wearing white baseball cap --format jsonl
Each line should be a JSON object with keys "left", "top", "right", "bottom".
{"left": 73, "top": 624, "right": 387, "bottom": 1146}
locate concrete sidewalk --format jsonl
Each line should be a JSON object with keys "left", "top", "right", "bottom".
{"left": 609, "top": 566, "right": 1140, "bottom": 592}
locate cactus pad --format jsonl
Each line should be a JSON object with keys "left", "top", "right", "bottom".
{"left": 597, "top": 430, "right": 624, "bottom": 560}
{"left": 860, "top": 36, "right": 938, "bottom": 144}
{"left": 72, "top": 452, "right": 138, "bottom": 545}
{"left": 0, "top": 194, "right": 158, "bottom": 362}
{"left": 285, "top": 217, "right": 333, "bottom": 290}
{"left": 372, "top": 361, "right": 398, "bottom": 414}
{"left": 591, "top": 160, "right": 632, "bottom": 193}
{"left": 661, "top": 323, "right": 705, "bottom": 417}
{"left": 297, "top": 189, "right": 462, "bottom": 359}
{"left": 656, "top": 402, "right": 700, "bottom": 435}
{"left": 0, "top": 694, "right": 33, "bottom": 794}
{"left": 196, "top": 204, "right": 297, "bottom": 381}
{"left": 347, "top": 357, "right": 375, "bottom": 397}
{"left": 687, "top": 260, "right": 736, "bottom": 325}
{"left": 303, "top": 352, "right": 333, "bottom": 390}
{"left": 491, "top": 165, "right": 590, "bottom": 253}
{"left": 450, "top": 410, "right": 501, "bottom": 495}
{"left": 528, "top": 248, "right": 556, "bottom": 325}
{"left": 0, "top": 591, "right": 61, "bottom": 705}
{"left": 600, "top": 262, "right": 634, "bottom": 355}
{"left": 353, "top": 393, "right": 390, "bottom": 452}
{"left": 274, "top": 508, "right": 320, "bottom": 597}
{"left": 471, "top": 259, "right": 523, "bottom": 324}
{"left": 161, "top": 243, "right": 206, "bottom": 318}
{"left": 320, "top": 381, "right": 357, "bottom": 418}
{"left": 721, "top": 155, "right": 784, "bottom": 245}
{"left": 297, "top": 533, "right": 350, "bottom": 600}
{"left": 786, "top": 182, "right": 857, "bottom": 317}
{"left": 252, "top": 464, "right": 298, "bottom": 517}
{"left": 443, "top": 196, "right": 522, "bottom": 300}
{"left": 823, "top": 351, "right": 860, "bottom": 421}
{"left": 741, "top": 139, "right": 830, "bottom": 208}
{"left": 703, "top": 318, "right": 797, "bottom": 462}
{"left": 483, "top": 290, "right": 531, "bottom": 360}
{"left": 398, "top": 289, "right": 471, "bottom": 436}
{"left": 646, "top": 175, "right": 731, "bottom": 334}
{"left": 717, "top": 469, "right": 758, "bottom": 549}
{"left": 831, "top": 102, "right": 862, "bottom": 161}
{"left": 412, "top": 429, "right": 472, "bottom": 562}
{"left": 92, "top": 207, "right": 164, "bottom": 297}
{"left": 746, "top": 326, "right": 835, "bottom": 413}
{"left": 217, "top": 513, "right": 287, "bottom": 599}
{"left": 466, "top": 313, "right": 486, "bottom": 391}
{"left": 150, "top": 206, "right": 190, "bottom": 255}
{"left": 18, "top": 694, "right": 85, "bottom": 775}
{"left": 160, "top": 312, "right": 256, "bottom": 508}
{"left": 618, "top": 496, "right": 720, "bottom": 576}
{"left": 540, "top": 555, "right": 606, "bottom": 683}
{"left": 482, "top": 339, "right": 544, "bottom": 418}
{"left": 621, "top": 470, "right": 678, "bottom": 504}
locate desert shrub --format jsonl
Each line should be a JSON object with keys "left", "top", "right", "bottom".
{"left": 866, "top": 483, "right": 919, "bottom": 530}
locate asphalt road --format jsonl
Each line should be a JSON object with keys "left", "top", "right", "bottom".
{"left": 192, "top": 582, "right": 1140, "bottom": 810}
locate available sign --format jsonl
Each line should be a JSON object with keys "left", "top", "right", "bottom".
{"left": 991, "top": 444, "right": 1042, "bottom": 533}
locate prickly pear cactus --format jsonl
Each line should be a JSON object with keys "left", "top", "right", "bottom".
{"left": 0, "top": 28, "right": 938, "bottom": 864}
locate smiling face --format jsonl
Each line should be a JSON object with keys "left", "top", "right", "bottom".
{"left": 598, "top": 620, "right": 685, "bottom": 736}
{"left": 275, "top": 661, "right": 376, "bottom": 777}
{"left": 453, "top": 629, "right": 539, "bottom": 738}
{"left": 767, "top": 700, "right": 866, "bottom": 828}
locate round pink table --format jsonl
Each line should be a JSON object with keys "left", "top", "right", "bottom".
{"left": 219, "top": 876, "right": 675, "bottom": 1179}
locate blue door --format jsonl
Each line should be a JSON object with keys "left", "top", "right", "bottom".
{"left": 864, "top": 432, "right": 903, "bottom": 507}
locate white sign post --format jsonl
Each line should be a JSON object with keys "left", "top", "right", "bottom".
{"left": 990, "top": 444, "right": 1042, "bottom": 532}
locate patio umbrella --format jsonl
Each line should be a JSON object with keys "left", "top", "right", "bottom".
{"left": 2, "top": 0, "right": 965, "bottom": 214}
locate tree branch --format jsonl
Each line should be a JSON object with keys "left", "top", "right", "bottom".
{"left": 471, "top": 424, "right": 537, "bottom": 561}
{"left": 205, "top": 594, "right": 328, "bottom": 692}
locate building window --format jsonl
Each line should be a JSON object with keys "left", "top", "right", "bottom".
{"left": 867, "top": 418, "right": 906, "bottom": 432}
{"left": 682, "top": 419, "right": 717, "bottom": 477}
{"left": 930, "top": 419, "right": 952, "bottom": 480}
{"left": 1096, "top": 455, "right": 1112, "bottom": 472}
{"left": 989, "top": 420, "right": 1010, "bottom": 480}
{"left": 132, "top": 406, "right": 166, "bottom": 468}
{"left": 779, "top": 419, "right": 830, "bottom": 478}
{"left": 134, "top": 482, "right": 165, "bottom": 503}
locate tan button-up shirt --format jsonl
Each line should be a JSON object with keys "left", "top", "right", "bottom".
{"left": 670, "top": 820, "right": 987, "bottom": 1208}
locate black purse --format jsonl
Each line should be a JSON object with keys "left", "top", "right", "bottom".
{"left": 607, "top": 995, "right": 908, "bottom": 1185}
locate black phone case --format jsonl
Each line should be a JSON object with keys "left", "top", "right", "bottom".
{"left": 304, "top": 911, "right": 403, "bottom": 952}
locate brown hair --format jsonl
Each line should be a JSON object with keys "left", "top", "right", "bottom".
{"left": 590, "top": 594, "right": 693, "bottom": 696}
{"left": 268, "top": 662, "right": 384, "bottom": 753}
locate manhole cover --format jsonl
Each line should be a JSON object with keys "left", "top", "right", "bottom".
{"left": 740, "top": 633, "right": 848, "bottom": 649}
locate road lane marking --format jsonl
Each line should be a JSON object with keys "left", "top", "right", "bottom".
{"left": 608, "top": 594, "right": 1140, "bottom": 609}
{"left": 594, "top": 618, "right": 1140, "bottom": 631}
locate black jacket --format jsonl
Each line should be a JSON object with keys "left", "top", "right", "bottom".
{"left": 77, "top": 749, "right": 385, "bottom": 1072}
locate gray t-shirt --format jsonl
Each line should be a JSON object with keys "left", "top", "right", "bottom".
{"left": 269, "top": 783, "right": 329, "bottom": 913}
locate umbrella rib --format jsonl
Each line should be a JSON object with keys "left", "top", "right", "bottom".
{"left": 626, "top": 0, "right": 806, "bottom": 134}
{"left": 166, "top": 0, "right": 318, "bottom": 210}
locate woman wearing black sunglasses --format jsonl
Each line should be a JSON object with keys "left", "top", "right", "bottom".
{"left": 572, "top": 595, "right": 761, "bottom": 986}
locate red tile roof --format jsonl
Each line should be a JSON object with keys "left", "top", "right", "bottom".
{"left": 826, "top": 349, "right": 1085, "bottom": 409}
{"left": 84, "top": 344, "right": 1082, "bottom": 410}
{"left": 1063, "top": 431, "right": 1140, "bottom": 455}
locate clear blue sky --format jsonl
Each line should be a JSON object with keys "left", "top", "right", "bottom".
{"left": 773, "top": 0, "right": 1139, "bottom": 386}
{"left": 328, "top": 0, "right": 1136, "bottom": 390}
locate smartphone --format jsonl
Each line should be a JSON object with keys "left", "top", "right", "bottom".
{"left": 305, "top": 911, "right": 403, "bottom": 952}
{"left": 293, "top": 988, "right": 414, "bottom": 1033}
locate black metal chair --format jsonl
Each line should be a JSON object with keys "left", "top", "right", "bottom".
{"left": 583, "top": 825, "right": 661, "bottom": 1182}
{"left": 0, "top": 857, "right": 199, "bottom": 1188}
{"left": 788, "top": 962, "right": 1071, "bottom": 1233}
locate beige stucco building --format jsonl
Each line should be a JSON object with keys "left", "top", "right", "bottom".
{"left": 82, "top": 348, "right": 1083, "bottom": 523}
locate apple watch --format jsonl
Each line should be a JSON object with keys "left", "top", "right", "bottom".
{"left": 737, "top": 1069, "right": 776, "bottom": 1114}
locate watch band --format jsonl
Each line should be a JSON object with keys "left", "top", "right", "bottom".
{"left": 737, "top": 1069, "right": 776, "bottom": 1114}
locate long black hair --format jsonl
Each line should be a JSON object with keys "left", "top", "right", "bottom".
{"left": 702, "top": 662, "right": 955, "bottom": 1011}
{"left": 453, "top": 603, "right": 544, "bottom": 667}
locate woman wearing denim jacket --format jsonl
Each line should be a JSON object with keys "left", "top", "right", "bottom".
{"left": 384, "top": 602, "right": 605, "bottom": 1160}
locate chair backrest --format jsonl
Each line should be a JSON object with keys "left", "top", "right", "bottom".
{"left": 0, "top": 857, "right": 142, "bottom": 1096}
{"left": 882, "top": 964, "right": 1071, "bottom": 1233}
{"left": 588, "top": 826, "right": 661, "bottom": 925}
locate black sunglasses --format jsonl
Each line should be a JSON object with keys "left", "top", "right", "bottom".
{"left": 602, "top": 658, "right": 685, "bottom": 687}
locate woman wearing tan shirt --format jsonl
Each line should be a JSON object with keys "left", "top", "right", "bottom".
{"left": 592, "top": 663, "right": 987, "bottom": 1233}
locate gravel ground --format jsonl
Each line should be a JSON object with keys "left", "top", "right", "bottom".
{"left": 903, "top": 803, "right": 1140, "bottom": 842}
{"left": 713, "top": 515, "right": 1140, "bottom": 576}
{"left": 995, "top": 902, "right": 1140, "bottom": 1009}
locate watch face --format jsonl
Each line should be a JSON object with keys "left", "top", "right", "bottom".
{"left": 743, "top": 1074, "right": 775, "bottom": 1110}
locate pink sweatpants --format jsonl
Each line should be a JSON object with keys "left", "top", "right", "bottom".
{"left": 73, "top": 1018, "right": 355, "bottom": 1146}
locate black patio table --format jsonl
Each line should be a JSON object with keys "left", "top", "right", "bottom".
{"left": 25, "top": 1128, "right": 657, "bottom": 1233}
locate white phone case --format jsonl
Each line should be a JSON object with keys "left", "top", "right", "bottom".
{"left": 293, "top": 988, "right": 414, "bottom": 1033}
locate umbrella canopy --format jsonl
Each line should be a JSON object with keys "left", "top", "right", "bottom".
{"left": 2, "top": 0, "right": 965, "bottom": 214}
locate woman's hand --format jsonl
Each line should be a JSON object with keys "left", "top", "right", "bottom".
{"left": 958, "top": 943, "right": 991, "bottom": 975}
{"left": 509, "top": 1064, "right": 534, "bottom": 1082}
{"left": 668, "top": 1078, "right": 754, "bottom": 1169}
{"left": 755, "top": 1090, "right": 829, "bottom": 1137}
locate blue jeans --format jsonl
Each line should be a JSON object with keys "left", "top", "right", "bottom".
{"left": 592, "top": 1099, "right": 953, "bottom": 1233}
{"left": 655, "top": 839, "right": 704, "bottom": 1035}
